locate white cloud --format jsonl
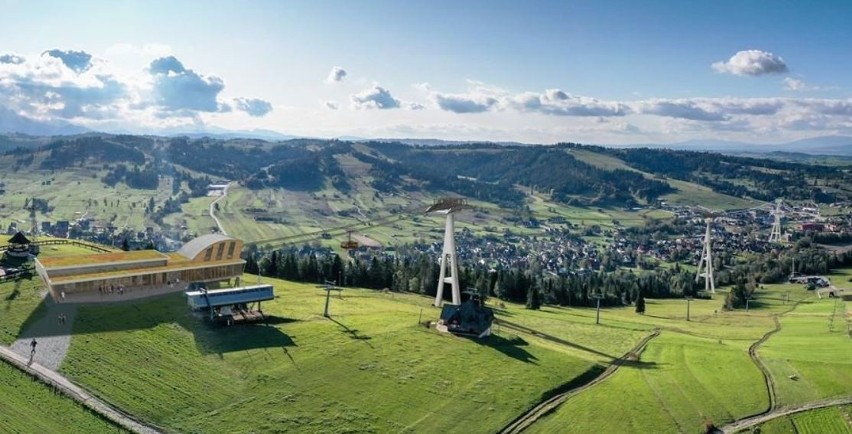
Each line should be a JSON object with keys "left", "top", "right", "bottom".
{"left": 512, "top": 89, "right": 631, "bottom": 116}
{"left": 712, "top": 49, "right": 788, "bottom": 76}
{"left": 0, "top": 48, "right": 273, "bottom": 131}
{"left": 784, "top": 77, "right": 807, "bottom": 91}
{"left": 327, "top": 66, "right": 347, "bottom": 83}
{"left": 233, "top": 97, "right": 273, "bottom": 117}
{"left": 351, "top": 85, "right": 401, "bottom": 109}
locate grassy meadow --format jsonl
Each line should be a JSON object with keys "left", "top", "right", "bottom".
{"left": 1, "top": 241, "right": 849, "bottom": 433}
{"left": 59, "top": 277, "right": 604, "bottom": 433}
{"left": 0, "top": 361, "right": 127, "bottom": 433}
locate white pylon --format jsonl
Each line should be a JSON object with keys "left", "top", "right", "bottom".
{"left": 768, "top": 199, "right": 783, "bottom": 243}
{"left": 695, "top": 217, "right": 715, "bottom": 293}
{"left": 434, "top": 211, "right": 461, "bottom": 306}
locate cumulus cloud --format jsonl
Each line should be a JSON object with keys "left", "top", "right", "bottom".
{"left": 433, "top": 93, "right": 498, "bottom": 113}
{"left": 431, "top": 84, "right": 628, "bottom": 116}
{"left": 712, "top": 49, "right": 788, "bottom": 76}
{"left": 233, "top": 97, "right": 273, "bottom": 117}
{"left": 351, "top": 85, "right": 401, "bottom": 109}
{"left": 0, "top": 53, "right": 25, "bottom": 64}
{"left": 0, "top": 48, "right": 275, "bottom": 131}
{"left": 148, "top": 55, "right": 225, "bottom": 113}
{"left": 512, "top": 89, "right": 631, "bottom": 116}
{"left": 327, "top": 66, "right": 347, "bottom": 83}
{"left": 636, "top": 99, "right": 732, "bottom": 121}
{"left": 43, "top": 49, "right": 93, "bottom": 73}
{"left": 0, "top": 49, "right": 126, "bottom": 119}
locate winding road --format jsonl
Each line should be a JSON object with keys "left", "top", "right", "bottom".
{"left": 209, "top": 182, "right": 230, "bottom": 235}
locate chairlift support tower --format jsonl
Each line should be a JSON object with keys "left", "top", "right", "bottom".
{"left": 695, "top": 216, "right": 716, "bottom": 293}
{"left": 768, "top": 199, "right": 784, "bottom": 243}
{"left": 427, "top": 198, "right": 467, "bottom": 307}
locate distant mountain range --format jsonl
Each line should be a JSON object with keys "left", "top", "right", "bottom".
{"left": 0, "top": 112, "right": 850, "bottom": 156}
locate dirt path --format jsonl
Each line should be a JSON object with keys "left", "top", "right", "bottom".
{"left": 499, "top": 327, "right": 661, "bottom": 434}
{"left": 720, "top": 396, "right": 852, "bottom": 433}
{"left": 747, "top": 315, "right": 781, "bottom": 413}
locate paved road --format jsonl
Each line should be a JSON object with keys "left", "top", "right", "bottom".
{"left": 209, "top": 182, "right": 230, "bottom": 235}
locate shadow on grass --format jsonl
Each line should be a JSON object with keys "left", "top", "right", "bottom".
{"left": 329, "top": 317, "right": 374, "bottom": 348}
{"left": 497, "top": 318, "right": 617, "bottom": 360}
{"left": 467, "top": 334, "right": 538, "bottom": 364}
{"left": 617, "top": 358, "right": 661, "bottom": 369}
{"left": 192, "top": 322, "right": 297, "bottom": 355}
{"left": 19, "top": 292, "right": 300, "bottom": 357}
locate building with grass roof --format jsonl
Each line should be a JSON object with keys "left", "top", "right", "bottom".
{"left": 35, "top": 234, "right": 245, "bottom": 301}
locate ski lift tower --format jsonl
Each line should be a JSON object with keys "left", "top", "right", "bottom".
{"left": 768, "top": 199, "right": 784, "bottom": 243}
{"left": 695, "top": 212, "right": 717, "bottom": 293}
{"left": 427, "top": 198, "right": 468, "bottom": 307}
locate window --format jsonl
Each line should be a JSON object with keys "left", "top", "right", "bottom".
{"left": 204, "top": 247, "right": 213, "bottom": 261}
{"left": 227, "top": 241, "right": 236, "bottom": 259}
{"left": 216, "top": 242, "right": 225, "bottom": 260}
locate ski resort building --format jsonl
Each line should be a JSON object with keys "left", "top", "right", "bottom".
{"left": 35, "top": 234, "right": 246, "bottom": 301}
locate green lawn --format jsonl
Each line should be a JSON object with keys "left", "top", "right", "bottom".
{"left": 0, "top": 362, "right": 127, "bottom": 433}
{"left": 529, "top": 331, "right": 768, "bottom": 433}
{"left": 61, "top": 277, "right": 597, "bottom": 433}
{"left": 753, "top": 406, "right": 852, "bottom": 434}
{"left": 760, "top": 297, "right": 852, "bottom": 406}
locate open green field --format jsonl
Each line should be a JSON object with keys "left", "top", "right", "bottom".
{"left": 0, "top": 161, "right": 173, "bottom": 231}
{"left": 0, "top": 361, "right": 127, "bottom": 433}
{"left": 760, "top": 297, "right": 851, "bottom": 407}
{"left": 59, "top": 277, "right": 602, "bottom": 433}
{"left": 527, "top": 282, "right": 850, "bottom": 433}
{"left": 754, "top": 406, "right": 852, "bottom": 434}
{"left": 3, "top": 249, "right": 850, "bottom": 433}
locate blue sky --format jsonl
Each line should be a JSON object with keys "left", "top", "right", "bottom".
{"left": 1, "top": 0, "right": 851, "bottom": 144}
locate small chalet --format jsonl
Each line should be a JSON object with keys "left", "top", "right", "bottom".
{"left": 6, "top": 232, "right": 31, "bottom": 258}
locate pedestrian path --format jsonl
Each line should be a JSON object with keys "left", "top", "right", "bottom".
{"left": 0, "top": 345, "right": 162, "bottom": 434}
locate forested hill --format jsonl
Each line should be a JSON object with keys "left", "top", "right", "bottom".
{"left": 3, "top": 134, "right": 850, "bottom": 207}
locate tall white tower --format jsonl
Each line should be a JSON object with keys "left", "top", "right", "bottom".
{"left": 768, "top": 199, "right": 783, "bottom": 243}
{"left": 427, "top": 198, "right": 467, "bottom": 307}
{"left": 695, "top": 217, "right": 716, "bottom": 293}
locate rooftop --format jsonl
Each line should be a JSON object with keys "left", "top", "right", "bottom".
{"left": 38, "top": 249, "right": 168, "bottom": 268}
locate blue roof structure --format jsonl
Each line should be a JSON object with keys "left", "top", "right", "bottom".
{"left": 186, "top": 284, "right": 274, "bottom": 310}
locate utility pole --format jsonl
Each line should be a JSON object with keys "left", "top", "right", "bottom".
{"left": 685, "top": 296, "right": 692, "bottom": 321}
{"left": 593, "top": 293, "right": 604, "bottom": 325}
{"left": 323, "top": 280, "right": 335, "bottom": 318}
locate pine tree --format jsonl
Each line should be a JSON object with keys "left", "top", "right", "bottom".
{"left": 635, "top": 293, "right": 646, "bottom": 314}
{"left": 526, "top": 280, "right": 542, "bottom": 310}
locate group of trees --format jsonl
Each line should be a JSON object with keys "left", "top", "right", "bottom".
{"left": 598, "top": 145, "right": 851, "bottom": 203}
{"left": 246, "top": 236, "right": 852, "bottom": 314}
